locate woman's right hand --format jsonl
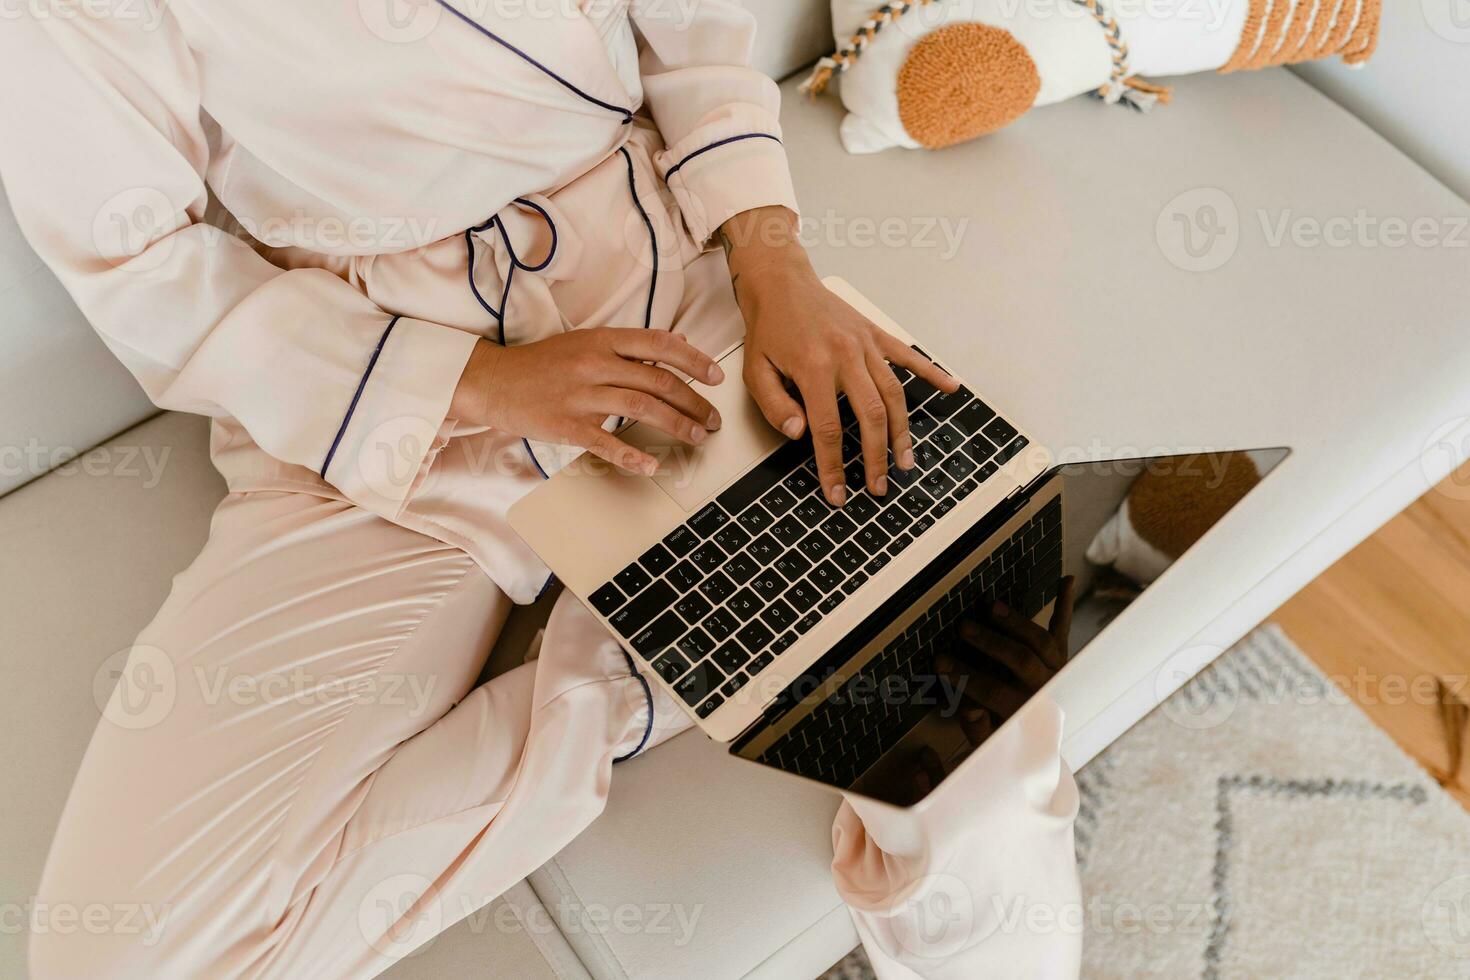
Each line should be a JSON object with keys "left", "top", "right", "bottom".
{"left": 450, "top": 328, "right": 726, "bottom": 475}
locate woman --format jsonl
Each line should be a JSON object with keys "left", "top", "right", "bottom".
{"left": 1, "top": 1, "right": 1081, "bottom": 975}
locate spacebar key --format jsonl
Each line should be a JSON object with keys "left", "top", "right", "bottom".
{"left": 716, "top": 437, "right": 810, "bottom": 516}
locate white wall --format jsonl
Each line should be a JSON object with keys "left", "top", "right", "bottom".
{"left": 1293, "top": 0, "right": 1470, "bottom": 202}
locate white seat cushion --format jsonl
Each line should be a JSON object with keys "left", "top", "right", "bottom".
{"left": 524, "top": 66, "right": 1470, "bottom": 978}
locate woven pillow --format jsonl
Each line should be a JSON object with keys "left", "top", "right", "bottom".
{"left": 804, "top": 0, "right": 1380, "bottom": 153}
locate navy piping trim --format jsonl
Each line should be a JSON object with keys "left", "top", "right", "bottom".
{"left": 535, "top": 572, "right": 557, "bottom": 600}
{"left": 522, "top": 437, "right": 550, "bottom": 479}
{"left": 617, "top": 148, "right": 658, "bottom": 332}
{"left": 612, "top": 649, "right": 655, "bottom": 764}
{"left": 432, "top": 0, "right": 633, "bottom": 122}
{"left": 321, "top": 316, "right": 399, "bottom": 479}
{"left": 663, "top": 132, "right": 782, "bottom": 183}
{"left": 465, "top": 199, "right": 559, "bottom": 345}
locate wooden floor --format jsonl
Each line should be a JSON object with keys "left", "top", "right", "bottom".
{"left": 1269, "top": 461, "right": 1470, "bottom": 809}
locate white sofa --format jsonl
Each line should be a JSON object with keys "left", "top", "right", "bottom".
{"left": 3, "top": 2, "right": 1468, "bottom": 976}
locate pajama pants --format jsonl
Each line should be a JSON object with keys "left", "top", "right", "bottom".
{"left": 31, "top": 451, "right": 1081, "bottom": 980}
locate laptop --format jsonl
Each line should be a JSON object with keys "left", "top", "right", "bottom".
{"left": 509, "top": 278, "right": 1052, "bottom": 742}
{"left": 728, "top": 447, "right": 1285, "bottom": 806}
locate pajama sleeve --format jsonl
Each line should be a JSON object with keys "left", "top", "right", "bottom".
{"left": 0, "top": 8, "right": 480, "bottom": 518}
{"left": 632, "top": 0, "right": 800, "bottom": 245}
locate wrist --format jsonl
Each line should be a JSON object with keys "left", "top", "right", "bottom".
{"left": 450, "top": 338, "right": 505, "bottom": 428}
{"left": 719, "top": 206, "right": 812, "bottom": 280}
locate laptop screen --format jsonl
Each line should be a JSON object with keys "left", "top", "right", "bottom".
{"left": 729, "top": 449, "right": 1289, "bottom": 807}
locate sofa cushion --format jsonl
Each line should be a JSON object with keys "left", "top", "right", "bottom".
{"left": 743, "top": 0, "right": 831, "bottom": 82}
{"left": 524, "top": 65, "right": 1470, "bottom": 978}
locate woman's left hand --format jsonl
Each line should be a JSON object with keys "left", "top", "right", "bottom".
{"left": 721, "top": 206, "right": 959, "bottom": 507}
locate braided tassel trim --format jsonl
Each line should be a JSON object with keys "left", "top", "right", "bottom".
{"left": 799, "top": 0, "right": 939, "bottom": 96}
{"left": 1069, "top": 0, "right": 1173, "bottom": 111}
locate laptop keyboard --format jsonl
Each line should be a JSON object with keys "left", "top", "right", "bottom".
{"left": 756, "top": 495, "right": 1062, "bottom": 788}
{"left": 587, "top": 349, "right": 1032, "bottom": 720}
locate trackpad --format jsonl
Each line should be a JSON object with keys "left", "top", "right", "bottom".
{"left": 622, "top": 346, "right": 785, "bottom": 512}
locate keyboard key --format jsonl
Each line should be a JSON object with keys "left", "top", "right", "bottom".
{"left": 902, "top": 375, "right": 938, "bottom": 410}
{"left": 714, "top": 642, "right": 748, "bottom": 675}
{"left": 877, "top": 505, "right": 911, "bottom": 535}
{"left": 760, "top": 484, "right": 799, "bottom": 518}
{"left": 896, "top": 488, "right": 935, "bottom": 518}
{"left": 933, "top": 498, "right": 956, "bottom": 519}
{"left": 631, "top": 610, "right": 686, "bottom": 656}
{"left": 785, "top": 579, "right": 821, "bottom": 613}
{"left": 713, "top": 523, "right": 751, "bottom": 553}
{"left": 832, "top": 541, "right": 866, "bottom": 574}
{"left": 717, "top": 438, "right": 809, "bottom": 515}
{"left": 925, "top": 386, "right": 971, "bottom": 421}
{"left": 796, "top": 530, "right": 835, "bottom": 563}
{"left": 912, "top": 514, "right": 935, "bottom": 537}
{"left": 720, "top": 672, "right": 750, "bottom": 698}
{"left": 676, "top": 627, "right": 715, "bottom": 661}
{"left": 982, "top": 415, "right": 1019, "bottom": 448}
{"left": 819, "top": 592, "right": 845, "bottom": 614}
{"left": 774, "top": 549, "right": 812, "bottom": 582}
{"left": 675, "top": 590, "right": 714, "bottom": 623}
{"left": 696, "top": 693, "right": 723, "bottom": 718}
{"left": 769, "top": 513, "right": 807, "bottom": 548}
{"left": 908, "top": 410, "right": 939, "bottom": 441}
{"left": 613, "top": 562, "right": 651, "bottom": 596}
{"left": 854, "top": 523, "right": 892, "bottom": 555}
{"left": 795, "top": 611, "right": 820, "bottom": 634}
{"left": 768, "top": 634, "right": 794, "bottom": 658}
{"left": 651, "top": 649, "right": 691, "bottom": 682}
{"left": 760, "top": 599, "right": 798, "bottom": 632}
{"left": 792, "top": 496, "right": 828, "bottom": 528}
{"left": 747, "top": 533, "right": 780, "bottom": 565}
{"left": 920, "top": 470, "right": 956, "bottom": 499}
{"left": 995, "top": 434, "right": 1029, "bottom": 464}
{"left": 675, "top": 661, "right": 724, "bottom": 706}
{"left": 864, "top": 553, "right": 891, "bottom": 575}
{"left": 912, "top": 441, "right": 945, "bottom": 471}
{"left": 702, "top": 608, "right": 739, "bottom": 642}
{"left": 930, "top": 424, "right": 964, "bottom": 457}
{"left": 889, "top": 458, "right": 923, "bottom": 489}
{"left": 951, "top": 399, "right": 995, "bottom": 436}
{"left": 750, "top": 570, "right": 785, "bottom": 602}
{"left": 885, "top": 533, "right": 914, "bottom": 557}
{"left": 667, "top": 559, "right": 704, "bottom": 591}
{"left": 723, "top": 592, "right": 763, "bottom": 630}
{"left": 662, "top": 525, "right": 698, "bottom": 557}
{"left": 608, "top": 580, "right": 677, "bottom": 638}
{"left": 736, "top": 620, "right": 775, "bottom": 655}
{"left": 689, "top": 503, "right": 731, "bottom": 539}
{"left": 638, "top": 543, "right": 675, "bottom": 578}
{"left": 841, "top": 571, "right": 869, "bottom": 595}
{"left": 975, "top": 460, "right": 999, "bottom": 482}
{"left": 736, "top": 503, "right": 774, "bottom": 535}
{"left": 589, "top": 582, "right": 624, "bottom": 616}
{"left": 963, "top": 432, "right": 997, "bottom": 463}
{"left": 698, "top": 571, "right": 736, "bottom": 604}
{"left": 725, "top": 552, "right": 760, "bottom": 584}
{"left": 845, "top": 493, "right": 879, "bottom": 524}
{"left": 809, "top": 561, "right": 842, "bottom": 593}
{"left": 942, "top": 452, "right": 977, "bottom": 481}
{"left": 819, "top": 512, "right": 858, "bottom": 543}
{"left": 689, "top": 541, "right": 726, "bottom": 574}
{"left": 783, "top": 466, "right": 820, "bottom": 497}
